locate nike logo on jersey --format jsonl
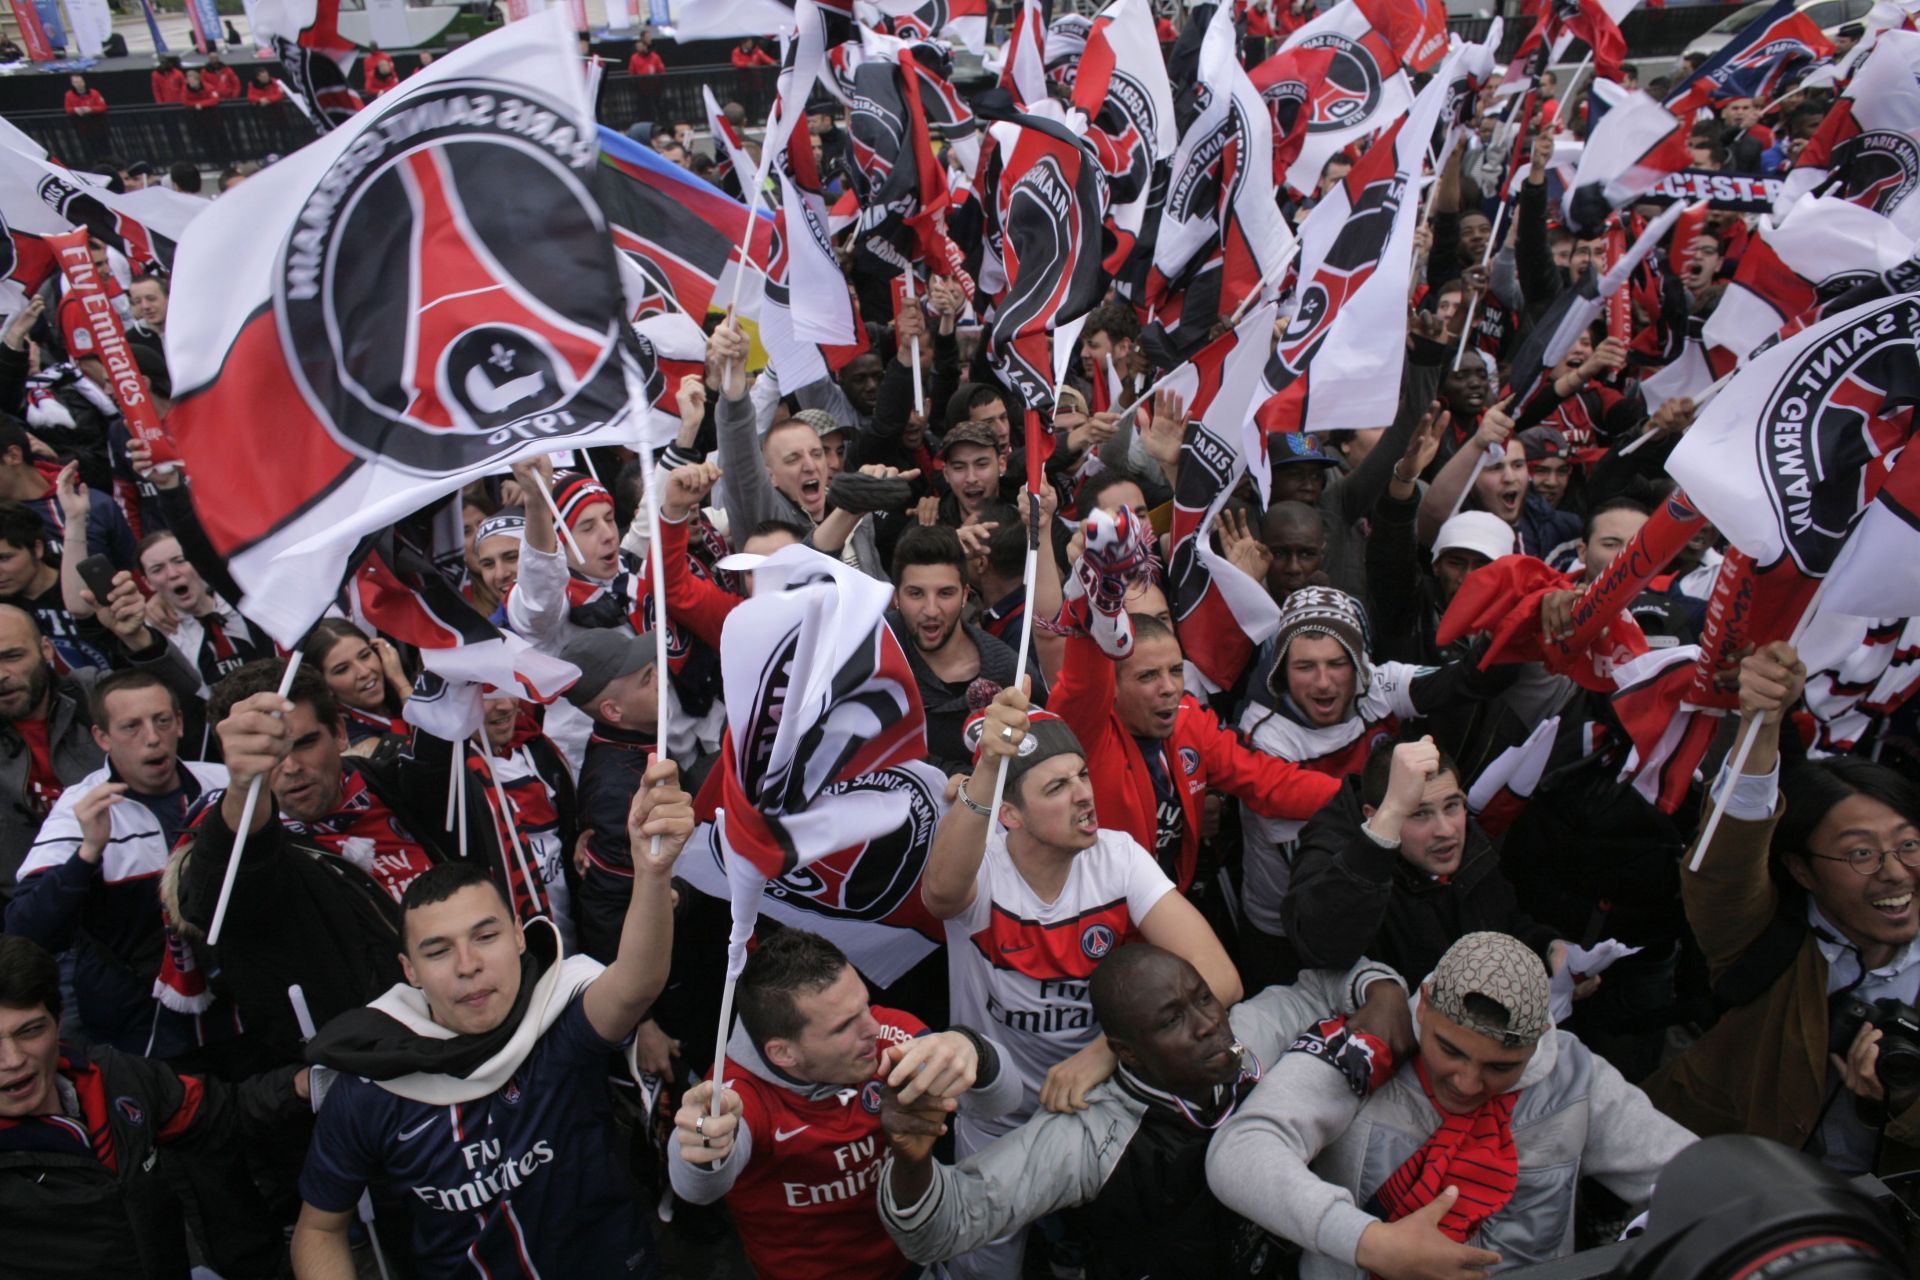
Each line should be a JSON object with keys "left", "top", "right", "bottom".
{"left": 397, "top": 1116, "right": 438, "bottom": 1141}
{"left": 774, "top": 1125, "right": 812, "bottom": 1142}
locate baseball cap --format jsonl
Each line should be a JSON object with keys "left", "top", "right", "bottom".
{"left": 940, "top": 420, "right": 1000, "bottom": 457}
{"left": 791, "top": 407, "right": 849, "bottom": 440}
{"left": 962, "top": 708, "right": 1087, "bottom": 799}
{"left": 1431, "top": 511, "right": 1516, "bottom": 564}
{"left": 1270, "top": 431, "right": 1339, "bottom": 468}
{"left": 1427, "top": 932, "right": 1551, "bottom": 1049}
{"left": 559, "top": 628, "right": 659, "bottom": 710}
{"left": 1519, "top": 425, "right": 1569, "bottom": 464}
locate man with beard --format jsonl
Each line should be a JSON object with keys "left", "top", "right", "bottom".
{"left": 1282, "top": 738, "right": 1558, "bottom": 985}
{"left": 0, "top": 606, "right": 107, "bottom": 896}
{"left": 936, "top": 422, "right": 1007, "bottom": 526}
{"left": 8, "top": 670, "right": 227, "bottom": 1055}
{"left": 292, "top": 760, "right": 692, "bottom": 1278}
{"left": 877, "top": 945, "right": 1413, "bottom": 1280}
{"left": 167, "top": 660, "right": 519, "bottom": 1065}
{"left": 886, "top": 524, "right": 1034, "bottom": 774}
{"left": 137, "top": 531, "right": 272, "bottom": 699}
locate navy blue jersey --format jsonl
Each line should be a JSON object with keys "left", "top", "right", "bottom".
{"left": 300, "top": 994, "right": 653, "bottom": 1278}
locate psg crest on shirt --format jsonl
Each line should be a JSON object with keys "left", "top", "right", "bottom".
{"left": 274, "top": 79, "right": 631, "bottom": 474}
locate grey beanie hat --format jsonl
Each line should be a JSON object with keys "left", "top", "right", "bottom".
{"left": 1267, "top": 585, "right": 1375, "bottom": 701}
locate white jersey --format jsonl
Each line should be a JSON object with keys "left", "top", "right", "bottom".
{"left": 946, "top": 826, "right": 1174, "bottom": 1140}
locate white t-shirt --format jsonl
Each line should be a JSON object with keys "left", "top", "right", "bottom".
{"left": 946, "top": 826, "right": 1175, "bottom": 1139}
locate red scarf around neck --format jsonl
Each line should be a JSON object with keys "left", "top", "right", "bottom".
{"left": 1374, "top": 1058, "right": 1520, "bottom": 1244}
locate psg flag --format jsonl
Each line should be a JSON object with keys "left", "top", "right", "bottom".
{"left": 980, "top": 97, "right": 1107, "bottom": 414}
{"left": 163, "top": 11, "right": 645, "bottom": 646}
{"left": 1667, "top": 291, "right": 1920, "bottom": 620}
{"left": 1663, "top": 0, "right": 1834, "bottom": 117}
{"left": 252, "top": 0, "right": 363, "bottom": 131}
{"left": 711, "top": 544, "right": 927, "bottom": 978}
{"left": 1275, "top": 0, "right": 1414, "bottom": 196}
{"left": 1774, "top": 30, "right": 1920, "bottom": 236}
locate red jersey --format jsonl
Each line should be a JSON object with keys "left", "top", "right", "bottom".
{"left": 64, "top": 90, "right": 105, "bottom": 115}
{"left": 181, "top": 84, "right": 220, "bottom": 109}
{"left": 628, "top": 50, "right": 665, "bottom": 75}
{"left": 731, "top": 45, "right": 776, "bottom": 67}
{"left": 204, "top": 67, "right": 241, "bottom": 99}
{"left": 151, "top": 68, "right": 184, "bottom": 103}
{"left": 715, "top": 1007, "right": 925, "bottom": 1279}
{"left": 13, "top": 715, "right": 60, "bottom": 819}
{"left": 1047, "top": 631, "right": 1341, "bottom": 892}
{"left": 247, "top": 80, "right": 286, "bottom": 104}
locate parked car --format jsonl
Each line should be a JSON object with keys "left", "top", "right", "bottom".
{"left": 1685, "top": 0, "right": 1872, "bottom": 61}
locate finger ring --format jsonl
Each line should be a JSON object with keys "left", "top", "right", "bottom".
{"left": 1000, "top": 725, "right": 1016, "bottom": 742}
{"left": 695, "top": 1115, "right": 705, "bottom": 1134}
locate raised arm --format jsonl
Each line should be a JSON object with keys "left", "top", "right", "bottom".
{"left": 582, "top": 756, "right": 693, "bottom": 1042}
{"left": 922, "top": 680, "right": 1030, "bottom": 919}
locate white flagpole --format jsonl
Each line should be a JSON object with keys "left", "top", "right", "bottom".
{"left": 291, "top": 985, "right": 393, "bottom": 1280}
{"left": 445, "top": 737, "right": 461, "bottom": 833}
{"left": 1690, "top": 577, "right": 1830, "bottom": 872}
{"left": 532, "top": 468, "right": 588, "bottom": 564}
{"left": 724, "top": 96, "right": 784, "bottom": 316}
{"left": 1453, "top": 198, "right": 1510, "bottom": 371}
{"left": 1618, "top": 368, "right": 1736, "bottom": 456}
{"left": 475, "top": 732, "right": 540, "bottom": 924}
{"left": 1556, "top": 50, "right": 1594, "bottom": 136}
{"left": 903, "top": 268, "right": 926, "bottom": 412}
{"left": 207, "top": 651, "right": 304, "bottom": 946}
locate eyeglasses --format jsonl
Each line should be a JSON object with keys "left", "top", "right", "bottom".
{"left": 1805, "top": 838, "right": 1920, "bottom": 877}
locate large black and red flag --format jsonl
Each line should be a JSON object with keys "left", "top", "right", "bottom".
{"left": 162, "top": 11, "right": 644, "bottom": 647}
{"left": 1144, "top": 0, "right": 1294, "bottom": 360}
{"left": 1663, "top": 0, "right": 1833, "bottom": 118}
{"left": 869, "top": 0, "right": 989, "bottom": 53}
{"left": 844, "top": 28, "right": 972, "bottom": 293}
{"left": 707, "top": 545, "right": 927, "bottom": 979}
{"left": 1773, "top": 30, "right": 1920, "bottom": 236}
{"left": 1273, "top": 0, "right": 1414, "bottom": 196}
{"left": 252, "top": 0, "right": 363, "bottom": 132}
{"left": 0, "top": 145, "right": 203, "bottom": 281}
{"left": 977, "top": 94, "right": 1107, "bottom": 418}
{"left": 595, "top": 125, "right": 774, "bottom": 321}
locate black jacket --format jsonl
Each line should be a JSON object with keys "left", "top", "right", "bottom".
{"left": 1282, "top": 776, "right": 1557, "bottom": 983}
{"left": 573, "top": 719, "right": 655, "bottom": 964}
{"left": 169, "top": 735, "right": 509, "bottom": 1064}
{"left": 0, "top": 1041, "right": 301, "bottom": 1279}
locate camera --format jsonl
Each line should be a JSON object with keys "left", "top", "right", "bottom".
{"left": 1829, "top": 995, "right": 1920, "bottom": 1092}
{"left": 1505, "top": 1135, "right": 1908, "bottom": 1279}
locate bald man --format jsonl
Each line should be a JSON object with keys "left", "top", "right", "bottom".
{"left": 1261, "top": 501, "right": 1328, "bottom": 603}
{"left": 0, "top": 605, "right": 104, "bottom": 894}
{"left": 877, "top": 945, "right": 1410, "bottom": 1279}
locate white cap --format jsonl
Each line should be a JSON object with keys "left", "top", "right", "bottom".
{"left": 1431, "top": 511, "right": 1517, "bottom": 564}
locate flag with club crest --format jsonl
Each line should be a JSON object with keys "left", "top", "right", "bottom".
{"left": 162, "top": 11, "right": 646, "bottom": 647}
{"left": 1275, "top": 0, "right": 1414, "bottom": 196}
{"left": 252, "top": 0, "right": 363, "bottom": 131}
{"left": 1663, "top": 0, "right": 1834, "bottom": 118}
{"left": 1143, "top": 1, "right": 1295, "bottom": 360}
{"left": 1773, "top": 30, "right": 1920, "bottom": 235}
{"left": 1702, "top": 194, "right": 1915, "bottom": 367}
{"left": 870, "top": 0, "right": 989, "bottom": 54}
{"left": 766, "top": 0, "right": 859, "bottom": 346}
{"left": 1667, "top": 290, "right": 1920, "bottom": 625}
{"left": 1072, "top": 0, "right": 1178, "bottom": 275}
{"left": 1252, "top": 55, "right": 1454, "bottom": 478}
{"left": 0, "top": 146, "right": 203, "bottom": 279}
{"left": 711, "top": 545, "right": 927, "bottom": 978}
{"left": 1167, "top": 300, "right": 1286, "bottom": 693}
{"left": 979, "top": 97, "right": 1107, "bottom": 415}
